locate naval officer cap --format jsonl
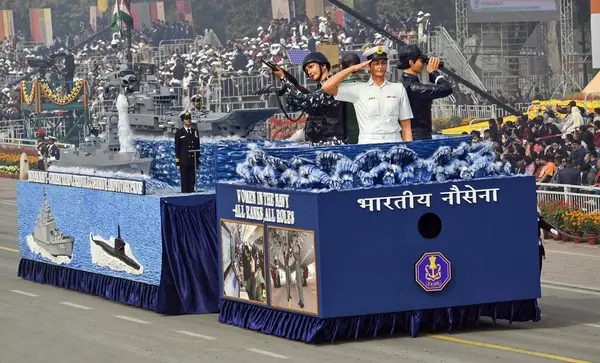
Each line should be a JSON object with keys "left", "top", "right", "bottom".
{"left": 364, "top": 45, "right": 390, "bottom": 61}
{"left": 180, "top": 110, "right": 192, "bottom": 120}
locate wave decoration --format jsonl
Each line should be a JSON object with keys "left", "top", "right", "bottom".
{"left": 235, "top": 141, "right": 515, "bottom": 191}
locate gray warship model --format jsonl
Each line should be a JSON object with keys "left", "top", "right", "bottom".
{"left": 31, "top": 188, "right": 74, "bottom": 258}
{"left": 53, "top": 112, "right": 153, "bottom": 175}
{"left": 94, "top": 63, "right": 279, "bottom": 138}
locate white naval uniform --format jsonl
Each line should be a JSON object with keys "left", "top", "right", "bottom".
{"left": 334, "top": 77, "right": 414, "bottom": 144}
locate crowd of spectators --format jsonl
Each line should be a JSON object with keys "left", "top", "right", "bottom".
{"left": 470, "top": 101, "right": 600, "bottom": 187}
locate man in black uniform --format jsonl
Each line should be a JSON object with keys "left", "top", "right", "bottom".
{"left": 272, "top": 52, "right": 345, "bottom": 145}
{"left": 175, "top": 111, "right": 200, "bottom": 193}
{"left": 537, "top": 209, "right": 559, "bottom": 276}
{"left": 397, "top": 44, "right": 453, "bottom": 140}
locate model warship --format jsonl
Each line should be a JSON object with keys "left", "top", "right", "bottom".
{"left": 31, "top": 188, "right": 74, "bottom": 258}
{"left": 95, "top": 63, "right": 279, "bottom": 138}
{"left": 53, "top": 113, "right": 153, "bottom": 175}
{"left": 90, "top": 224, "right": 141, "bottom": 270}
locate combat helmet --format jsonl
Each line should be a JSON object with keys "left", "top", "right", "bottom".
{"left": 302, "top": 52, "right": 330, "bottom": 75}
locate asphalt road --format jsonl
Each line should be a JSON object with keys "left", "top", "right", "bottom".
{"left": 1, "top": 179, "right": 599, "bottom": 363}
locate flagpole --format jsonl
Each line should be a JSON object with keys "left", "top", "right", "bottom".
{"left": 125, "top": 0, "right": 132, "bottom": 68}
{"left": 126, "top": 22, "right": 132, "bottom": 67}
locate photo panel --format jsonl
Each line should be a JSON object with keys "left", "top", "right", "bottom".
{"left": 267, "top": 226, "right": 318, "bottom": 315}
{"left": 221, "top": 219, "right": 267, "bottom": 304}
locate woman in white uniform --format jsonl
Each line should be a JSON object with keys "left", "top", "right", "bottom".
{"left": 321, "top": 45, "right": 414, "bottom": 144}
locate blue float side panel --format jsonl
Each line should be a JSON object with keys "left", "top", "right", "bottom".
{"left": 17, "top": 181, "right": 163, "bottom": 286}
{"left": 316, "top": 176, "right": 540, "bottom": 318}
{"left": 216, "top": 183, "right": 322, "bottom": 315}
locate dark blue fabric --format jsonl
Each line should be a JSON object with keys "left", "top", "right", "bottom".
{"left": 156, "top": 199, "right": 220, "bottom": 315}
{"left": 218, "top": 298, "right": 541, "bottom": 344}
{"left": 18, "top": 258, "right": 158, "bottom": 310}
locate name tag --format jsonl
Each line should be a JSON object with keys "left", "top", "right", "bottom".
{"left": 386, "top": 95, "right": 397, "bottom": 99}
{"left": 180, "top": 135, "right": 186, "bottom": 139}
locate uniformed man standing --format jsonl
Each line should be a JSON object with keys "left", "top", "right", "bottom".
{"left": 272, "top": 52, "right": 345, "bottom": 145}
{"left": 175, "top": 111, "right": 200, "bottom": 193}
{"left": 397, "top": 44, "right": 453, "bottom": 140}
{"left": 47, "top": 137, "right": 60, "bottom": 162}
{"left": 321, "top": 45, "right": 414, "bottom": 144}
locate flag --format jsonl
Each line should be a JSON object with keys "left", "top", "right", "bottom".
{"left": 98, "top": 0, "right": 108, "bottom": 13}
{"left": 119, "top": 0, "right": 133, "bottom": 26}
{"left": 112, "top": 0, "right": 133, "bottom": 32}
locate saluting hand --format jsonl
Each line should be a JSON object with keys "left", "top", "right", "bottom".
{"left": 351, "top": 60, "right": 372, "bottom": 73}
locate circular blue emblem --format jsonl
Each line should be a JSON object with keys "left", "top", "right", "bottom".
{"left": 415, "top": 252, "right": 451, "bottom": 292}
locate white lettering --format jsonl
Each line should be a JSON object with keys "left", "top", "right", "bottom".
{"left": 233, "top": 189, "right": 294, "bottom": 225}
{"left": 358, "top": 186, "right": 501, "bottom": 212}
{"left": 27, "top": 171, "right": 144, "bottom": 195}
{"left": 357, "top": 197, "right": 382, "bottom": 212}
{"left": 440, "top": 185, "right": 500, "bottom": 207}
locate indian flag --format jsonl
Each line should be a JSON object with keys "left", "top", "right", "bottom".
{"left": 112, "top": 0, "right": 133, "bottom": 32}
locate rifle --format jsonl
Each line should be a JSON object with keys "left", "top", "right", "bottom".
{"left": 261, "top": 59, "right": 307, "bottom": 122}
{"left": 261, "top": 59, "right": 311, "bottom": 94}
{"left": 326, "top": 0, "right": 522, "bottom": 116}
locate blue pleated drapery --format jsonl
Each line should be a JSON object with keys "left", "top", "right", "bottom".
{"left": 218, "top": 298, "right": 541, "bottom": 344}
{"left": 156, "top": 199, "right": 220, "bottom": 315}
{"left": 18, "top": 258, "right": 159, "bottom": 310}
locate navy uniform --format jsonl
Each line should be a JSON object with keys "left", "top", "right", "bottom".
{"left": 334, "top": 46, "right": 414, "bottom": 144}
{"left": 47, "top": 137, "right": 60, "bottom": 162}
{"left": 279, "top": 52, "right": 346, "bottom": 145}
{"left": 397, "top": 44, "right": 453, "bottom": 140}
{"left": 537, "top": 212, "right": 558, "bottom": 276}
{"left": 175, "top": 111, "right": 200, "bottom": 193}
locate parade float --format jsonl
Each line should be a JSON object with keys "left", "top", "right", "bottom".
{"left": 216, "top": 136, "right": 541, "bottom": 343}
{"left": 15, "top": 2, "right": 541, "bottom": 343}
{"left": 16, "top": 64, "right": 282, "bottom": 314}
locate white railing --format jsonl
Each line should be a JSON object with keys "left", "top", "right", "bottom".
{"left": 0, "top": 137, "right": 74, "bottom": 149}
{"left": 158, "top": 39, "right": 196, "bottom": 66}
{"left": 432, "top": 104, "right": 498, "bottom": 120}
{"left": 0, "top": 124, "right": 25, "bottom": 141}
{"left": 537, "top": 183, "right": 600, "bottom": 213}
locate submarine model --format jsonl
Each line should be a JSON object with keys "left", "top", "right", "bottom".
{"left": 90, "top": 224, "right": 141, "bottom": 270}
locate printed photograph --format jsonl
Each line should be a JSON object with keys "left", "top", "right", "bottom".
{"left": 268, "top": 227, "right": 318, "bottom": 315}
{"left": 221, "top": 220, "right": 267, "bottom": 304}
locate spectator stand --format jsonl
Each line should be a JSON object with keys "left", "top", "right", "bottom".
{"left": 157, "top": 39, "right": 196, "bottom": 67}
{"left": 20, "top": 80, "right": 89, "bottom": 145}
{"left": 15, "top": 41, "right": 45, "bottom": 64}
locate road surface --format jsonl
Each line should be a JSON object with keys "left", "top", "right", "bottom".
{"left": 1, "top": 179, "right": 599, "bottom": 362}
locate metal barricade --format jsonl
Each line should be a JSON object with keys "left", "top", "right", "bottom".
{"left": 0, "top": 120, "right": 25, "bottom": 142}
{"left": 158, "top": 39, "right": 197, "bottom": 64}
{"left": 15, "top": 41, "right": 45, "bottom": 63}
{"left": 218, "top": 74, "right": 271, "bottom": 99}
{"left": 537, "top": 183, "right": 600, "bottom": 213}
{"left": 133, "top": 46, "right": 157, "bottom": 64}
{"left": 432, "top": 104, "right": 497, "bottom": 120}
